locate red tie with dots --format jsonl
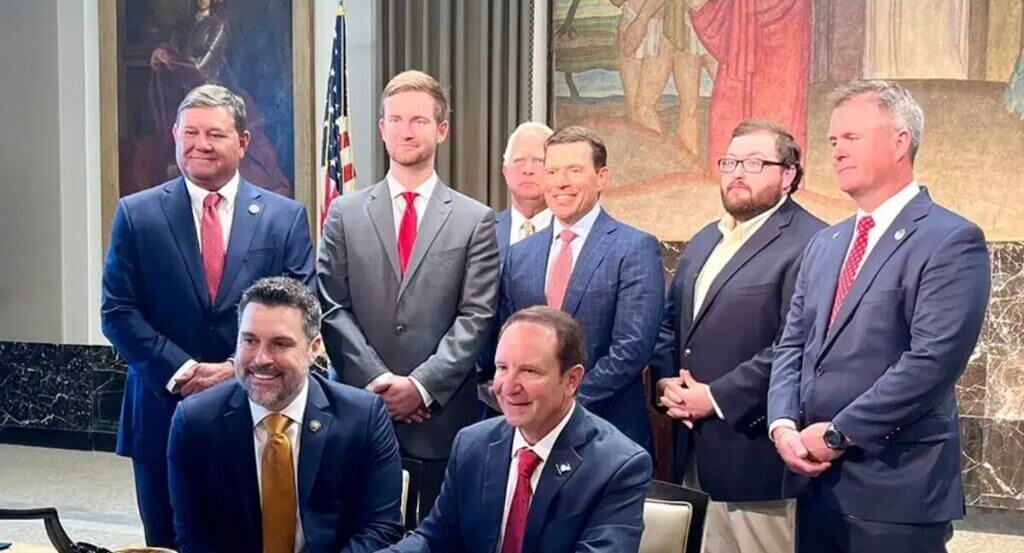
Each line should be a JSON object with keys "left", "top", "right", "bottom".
{"left": 397, "top": 191, "right": 418, "bottom": 276}
{"left": 829, "top": 215, "right": 875, "bottom": 329}
{"left": 201, "top": 193, "right": 225, "bottom": 302}
{"left": 501, "top": 448, "right": 543, "bottom": 553}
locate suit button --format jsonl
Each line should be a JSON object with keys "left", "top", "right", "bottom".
{"left": 814, "top": 365, "right": 824, "bottom": 376}
{"left": 395, "top": 324, "right": 406, "bottom": 335}
{"left": 683, "top": 348, "right": 692, "bottom": 357}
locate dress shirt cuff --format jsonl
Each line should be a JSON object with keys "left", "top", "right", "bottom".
{"left": 410, "top": 376, "right": 434, "bottom": 407}
{"left": 167, "top": 359, "right": 198, "bottom": 394}
{"left": 768, "top": 419, "right": 798, "bottom": 442}
{"left": 706, "top": 388, "right": 725, "bottom": 420}
{"left": 365, "top": 372, "right": 395, "bottom": 392}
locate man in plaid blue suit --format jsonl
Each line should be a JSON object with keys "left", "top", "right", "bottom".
{"left": 492, "top": 126, "right": 664, "bottom": 454}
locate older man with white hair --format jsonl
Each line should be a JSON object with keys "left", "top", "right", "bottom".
{"left": 495, "top": 122, "right": 554, "bottom": 261}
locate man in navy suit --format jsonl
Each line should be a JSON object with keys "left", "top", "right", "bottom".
{"left": 169, "top": 277, "right": 402, "bottom": 553}
{"left": 102, "top": 84, "right": 314, "bottom": 547}
{"left": 652, "top": 120, "right": 825, "bottom": 553}
{"left": 767, "top": 81, "right": 991, "bottom": 552}
{"left": 381, "top": 306, "right": 652, "bottom": 553}
{"left": 495, "top": 126, "right": 664, "bottom": 453}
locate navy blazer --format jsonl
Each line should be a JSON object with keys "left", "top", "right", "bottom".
{"left": 380, "top": 405, "right": 652, "bottom": 553}
{"left": 168, "top": 374, "right": 404, "bottom": 553}
{"left": 651, "top": 198, "right": 825, "bottom": 502}
{"left": 768, "top": 189, "right": 990, "bottom": 523}
{"left": 498, "top": 209, "right": 664, "bottom": 453}
{"left": 495, "top": 208, "right": 513, "bottom": 263}
{"left": 102, "top": 177, "right": 314, "bottom": 460}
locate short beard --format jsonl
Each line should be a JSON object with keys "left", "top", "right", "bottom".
{"left": 239, "top": 363, "right": 303, "bottom": 412}
{"left": 388, "top": 144, "right": 435, "bottom": 168}
{"left": 722, "top": 184, "right": 783, "bottom": 222}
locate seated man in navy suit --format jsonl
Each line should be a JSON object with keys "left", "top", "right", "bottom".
{"left": 381, "top": 306, "right": 652, "bottom": 553}
{"left": 168, "top": 277, "right": 403, "bottom": 553}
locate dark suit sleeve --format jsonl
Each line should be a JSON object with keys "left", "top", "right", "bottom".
{"left": 410, "top": 210, "right": 500, "bottom": 408}
{"left": 575, "top": 450, "right": 652, "bottom": 553}
{"left": 648, "top": 267, "right": 682, "bottom": 402}
{"left": 317, "top": 201, "right": 391, "bottom": 385}
{"left": 834, "top": 225, "right": 990, "bottom": 455}
{"left": 342, "top": 395, "right": 404, "bottom": 553}
{"left": 282, "top": 204, "right": 315, "bottom": 287}
{"left": 378, "top": 433, "right": 467, "bottom": 553}
{"left": 709, "top": 249, "right": 805, "bottom": 432}
{"left": 102, "top": 200, "right": 192, "bottom": 396}
{"left": 578, "top": 234, "right": 665, "bottom": 413}
{"left": 168, "top": 404, "right": 217, "bottom": 553}
{"left": 768, "top": 236, "right": 817, "bottom": 426}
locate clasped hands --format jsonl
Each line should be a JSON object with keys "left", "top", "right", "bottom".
{"left": 771, "top": 422, "right": 842, "bottom": 478}
{"left": 372, "top": 376, "right": 431, "bottom": 425}
{"left": 657, "top": 369, "right": 715, "bottom": 429}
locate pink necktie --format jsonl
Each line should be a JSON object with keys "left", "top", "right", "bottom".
{"left": 397, "top": 191, "right": 418, "bottom": 276}
{"left": 501, "top": 448, "right": 543, "bottom": 553}
{"left": 546, "top": 229, "right": 576, "bottom": 308}
{"left": 829, "top": 215, "right": 875, "bottom": 328}
{"left": 201, "top": 193, "right": 225, "bottom": 301}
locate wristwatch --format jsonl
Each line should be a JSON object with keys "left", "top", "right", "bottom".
{"left": 823, "top": 423, "right": 848, "bottom": 451}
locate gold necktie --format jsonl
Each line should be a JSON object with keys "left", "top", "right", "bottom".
{"left": 521, "top": 219, "right": 535, "bottom": 240}
{"left": 262, "top": 413, "right": 296, "bottom": 553}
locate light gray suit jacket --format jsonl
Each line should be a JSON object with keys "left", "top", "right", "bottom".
{"left": 317, "top": 179, "right": 500, "bottom": 460}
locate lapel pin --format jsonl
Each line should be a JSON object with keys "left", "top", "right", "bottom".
{"left": 832, "top": 231, "right": 840, "bottom": 239}
{"left": 308, "top": 419, "right": 322, "bottom": 433}
{"left": 248, "top": 203, "right": 261, "bottom": 214}
{"left": 555, "top": 462, "right": 571, "bottom": 475}
{"left": 894, "top": 228, "right": 906, "bottom": 240}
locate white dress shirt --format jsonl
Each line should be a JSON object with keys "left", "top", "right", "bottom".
{"left": 165, "top": 173, "right": 241, "bottom": 392}
{"left": 690, "top": 197, "right": 786, "bottom": 420}
{"left": 497, "top": 402, "right": 577, "bottom": 552}
{"left": 249, "top": 378, "right": 309, "bottom": 553}
{"left": 546, "top": 203, "right": 603, "bottom": 285}
{"left": 769, "top": 181, "right": 921, "bottom": 439}
{"left": 510, "top": 207, "right": 553, "bottom": 246}
{"left": 363, "top": 171, "right": 440, "bottom": 406}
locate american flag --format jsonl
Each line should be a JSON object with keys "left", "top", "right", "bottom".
{"left": 319, "top": 1, "right": 356, "bottom": 234}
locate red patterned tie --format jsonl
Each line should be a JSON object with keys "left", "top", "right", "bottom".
{"left": 201, "top": 193, "right": 225, "bottom": 301}
{"left": 546, "top": 229, "right": 576, "bottom": 308}
{"left": 829, "top": 215, "right": 875, "bottom": 328}
{"left": 397, "top": 191, "right": 418, "bottom": 276}
{"left": 501, "top": 448, "right": 543, "bottom": 553}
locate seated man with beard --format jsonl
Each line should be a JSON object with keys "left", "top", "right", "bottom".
{"left": 168, "top": 277, "right": 403, "bottom": 553}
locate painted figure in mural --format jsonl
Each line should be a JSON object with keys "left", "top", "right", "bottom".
{"left": 1004, "top": 11, "right": 1024, "bottom": 119}
{"left": 863, "top": 0, "right": 970, "bottom": 81}
{"left": 689, "top": 0, "right": 812, "bottom": 172}
{"left": 142, "top": 0, "right": 292, "bottom": 197}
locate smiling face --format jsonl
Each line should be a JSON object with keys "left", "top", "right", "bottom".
{"left": 492, "top": 321, "right": 583, "bottom": 444}
{"left": 173, "top": 106, "right": 249, "bottom": 191}
{"left": 827, "top": 94, "right": 909, "bottom": 200}
{"left": 378, "top": 90, "right": 449, "bottom": 171}
{"left": 719, "top": 131, "right": 793, "bottom": 221}
{"left": 235, "top": 302, "right": 319, "bottom": 411}
{"left": 543, "top": 141, "right": 609, "bottom": 226}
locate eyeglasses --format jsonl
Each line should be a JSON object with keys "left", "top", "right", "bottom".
{"left": 717, "top": 158, "right": 790, "bottom": 174}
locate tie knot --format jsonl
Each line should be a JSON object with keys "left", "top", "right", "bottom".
{"left": 264, "top": 413, "right": 291, "bottom": 435}
{"left": 521, "top": 220, "right": 535, "bottom": 236}
{"left": 857, "top": 215, "right": 875, "bottom": 234}
{"left": 203, "top": 193, "right": 222, "bottom": 209}
{"left": 402, "top": 191, "right": 418, "bottom": 206}
{"left": 559, "top": 229, "right": 576, "bottom": 244}
{"left": 516, "top": 448, "right": 542, "bottom": 478}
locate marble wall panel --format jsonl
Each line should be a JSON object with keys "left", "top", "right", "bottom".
{"left": 980, "top": 243, "right": 1024, "bottom": 421}
{"left": 976, "top": 419, "right": 1024, "bottom": 511}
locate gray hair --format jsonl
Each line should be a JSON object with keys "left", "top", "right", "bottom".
{"left": 176, "top": 84, "right": 247, "bottom": 135}
{"left": 502, "top": 122, "right": 554, "bottom": 165}
{"left": 828, "top": 80, "right": 924, "bottom": 163}
{"left": 238, "top": 277, "right": 321, "bottom": 342}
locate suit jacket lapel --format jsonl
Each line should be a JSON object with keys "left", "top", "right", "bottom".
{"left": 159, "top": 178, "right": 209, "bottom": 306}
{"left": 689, "top": 200, "right": 794, "bottom": 334}
{"left": 216, "top": 180, "right": 262, "bottom": 308}
{"left": 297, "top": 376, "right": 334, "bottom": 534}
{"left": 366, "top": 180, "right": 402, "bottom": 283}
{"left": 820, "top": 191, "right": 930, "bottom": 356}
{"left": 399, "top": 183, "right": 453, "bottom": 300}
{"left": 562, "top": 210, "right": 617, "bottom": 316}
{"left": 523, "top": 227, "right": 554, "bottom": 307}
{"left": 677, "top": 230, "right": 720, "bottom": 342}
{"left": 521, "top": 406, "right": 587, "bottom": 553}
{"left": 222, "top": 385, "right": 261, "bottom": 539}
{"left": 482, "top": 425, "right": 515, "bottom": 553}
{"left": 496, "top": 210, "right": 512, "bottom": 252}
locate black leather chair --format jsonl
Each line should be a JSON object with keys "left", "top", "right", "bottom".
{"left": 0, "top": 507, "right": 104, "bottom": 552}
{"left": 400, "top": 457, "right": 423, "bottom": 533}
{"left": 639, "top": 480, "right": 709, "bottom": 553}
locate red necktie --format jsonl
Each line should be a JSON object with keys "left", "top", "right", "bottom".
{"left": 397, "top": 191, "right": 418, "bottom": 276}
{"left": 546, "top": 229, "right": 576, "bottom": 308}
{"left": 829, "top": 215, "right": 875, "bottom": 328}
{"left": 501, "top": 448, "right": 543, "bottom": 553}
{"left": 201, "top": 193, "right": 225, "bottom": 301}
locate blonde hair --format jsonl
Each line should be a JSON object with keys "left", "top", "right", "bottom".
{"left": 379, "top": 70, "right": 450, "bottom": 123}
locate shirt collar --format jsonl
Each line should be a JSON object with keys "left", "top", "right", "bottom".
{"left": 510, "top": 402, "right": 576, "bottom": 464}
{"left": 386, "top": 171, "right": 438, "bottom": 202}
{"left": 249, "top": 376, "right": 310, "bottom": 430}
{"left": 856, "top": 180, "right": 921, "bottom": 230}
{"left": 510, "top": 207, "right": 552, "bottom": 232}
{"left": 185, "top": 171, "right": 240, "bottom": 209}
{"left": 552, "top": 203, "right": 602, "bottom": 243}
{"left": 718, "top": 195, "right": 786, "bottom": 237}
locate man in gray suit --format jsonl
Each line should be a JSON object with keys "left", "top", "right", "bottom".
{"left": 317, "top": 70, "right": 500, "bottom": 518}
